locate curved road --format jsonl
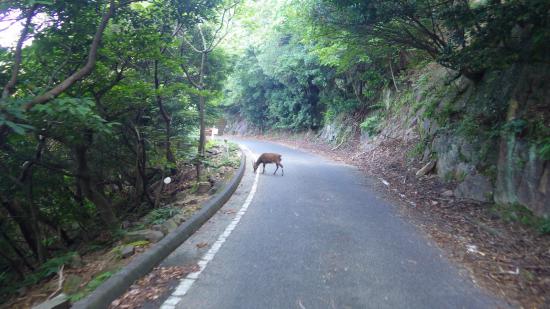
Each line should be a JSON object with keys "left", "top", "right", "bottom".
{"left": 156, "top": 139, "right": 507, "bottom": 309}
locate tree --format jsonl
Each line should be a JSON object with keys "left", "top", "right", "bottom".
{"left": 0, "top": 0, "right": 226, "bottom": 288}
{"left": 309, "top": 0, "right": 550, "bottom": 81}
{"left": 179, "top": 1, "right": 238, "bottom": 179}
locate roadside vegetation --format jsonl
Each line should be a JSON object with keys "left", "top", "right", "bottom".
{"left": 3, "top": 139, "right": 240, "bottom": 307}
{"left": 0, "top": 0, "right": 241, "bottom": 305}
{"left": 1, "top": 0, "right": 549, "bottom": 307}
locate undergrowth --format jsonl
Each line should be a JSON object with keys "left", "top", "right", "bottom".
{"left": 0, "top": 251, "right": 78, "bottom": 299}
{"left": 492, "top": 204, "right": 550, "bottom": 235}
{"left": 68, "top": 270, "right": 118, "bottom": 302}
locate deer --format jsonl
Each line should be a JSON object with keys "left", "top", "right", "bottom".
{"left": 253, "top": 153, "right": 284, "bottom": 176}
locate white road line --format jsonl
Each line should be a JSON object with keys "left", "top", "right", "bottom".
{"left": 161, "top": 147, "right": 259, "bottom": 308}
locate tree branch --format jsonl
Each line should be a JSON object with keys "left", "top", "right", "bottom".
{"left": 1, "top": 4, "right": 38, "bottom": 100}
{"left": 22, "top": 0, "right": 117, "bottom": 111}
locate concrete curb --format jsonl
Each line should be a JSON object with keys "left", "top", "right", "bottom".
{"left": 72, "top": 151, "right": 246, "bottom": 309}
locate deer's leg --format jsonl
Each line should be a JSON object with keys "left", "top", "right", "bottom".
{"left": 273, "top": 164, "right": 279, "bottom": 175}
{"left": 262, "top": 163, "right": 266, "bottom": 173}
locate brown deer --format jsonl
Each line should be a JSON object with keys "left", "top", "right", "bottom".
{"left": 253, "top": 153, "right": 284, "bottom": 176}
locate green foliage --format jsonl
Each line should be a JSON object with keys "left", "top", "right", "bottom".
{"left": 360, "top": 115, "right": 382, "bottom": 137}
{"left": 314, "top": 0, "right": 550, "bottom": 79}
{"left": 21, "top": 252, "right": 78, "bottom": 287}
{"left": 126, "top": 240, "right": 150, "bottom": 247}
{"left": 502, "top": 119, "right": 528, "bottom": 135}
{"left": 407, "top": 141, "right": 427, "bottom": 159}
{"left": 493, "top": 204, "right": 550, "bottom": 235}
{"left": 146, "top": 207, "right": 181, "bottom": 226}
{"left": 0, "top": 0, "right": 231, "bottom": 297}
{"left": 68, "top": 270, "right": 117, "bottom": 302}
{"left": 538, "top": 137, "right": 550, "bottom": 161}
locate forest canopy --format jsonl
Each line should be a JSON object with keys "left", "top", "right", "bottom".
{"left": 223, "top": 0, "right": 550, "bottom": 131}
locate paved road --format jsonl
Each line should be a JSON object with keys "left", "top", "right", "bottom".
{"left": 159, "top": 139, "right": 508, "bottom": 309}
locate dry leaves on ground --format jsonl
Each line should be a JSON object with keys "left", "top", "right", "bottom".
{"left": 196, "top": 242, "right": 208, "bottom": 248}
{"left": 110, "top": 265, "right": 199, "bottom": 309}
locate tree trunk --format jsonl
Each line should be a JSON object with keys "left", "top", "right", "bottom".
{"left": 75, "top": 143, "right": 118, "bottom": 227}
{"left": 132, "top": 124, "right": 152, "bottom": 206}
{"left": 198, "top": 52, "right": 207, "bottom": 158}
{"left": 0, "top": 249, "right": 24, "bottom": 278}
{"left": 1, "top": 4, "right": 37, "bottom": 99}
{"left": 0, "top": 219, "right": 35, "bottom": 272}
{"left": 154, "top": 60, "right": 176, "bottom": 165}
{"left": 25, "top": 169, "right": 46, "bottom": 263}
{"left": 195, "top": 52, "right": 208, "bottom": 182}
{"left": 38, "top": 214, "right": 73, "bottom": 247}
{"left": 22, "top": 0, "right": 117, "bottom": 111}
{"left": 1, "top": 199, "right": 41, "bottom": 261}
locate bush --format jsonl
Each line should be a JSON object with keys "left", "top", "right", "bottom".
{"left": 146, "top": 207, "right": 181, "bottom": 225}
{"left": 360, "top": 115, "right": 381, "bottom": 137}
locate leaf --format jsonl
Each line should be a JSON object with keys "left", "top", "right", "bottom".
{"left": 4, "top": 121, "right": 33, "bottom": 135}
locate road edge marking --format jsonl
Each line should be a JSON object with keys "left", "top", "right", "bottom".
{"left": 160, "top": 146, "right": 259, "bottom": 309}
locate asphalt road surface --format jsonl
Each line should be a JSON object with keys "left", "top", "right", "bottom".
{"left": 158, "top": 139, "right": 508, "bottom": 309}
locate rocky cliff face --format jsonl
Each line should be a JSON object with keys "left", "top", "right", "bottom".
{"left": 492, "top": 64, "right": 550, "bottom": 216}
{"left": 322, "top": 63, "right": 550, "bottom": 216}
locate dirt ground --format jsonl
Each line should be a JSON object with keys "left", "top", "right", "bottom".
{"left": 254, "top": 133, "right": 550, "bottom": 309}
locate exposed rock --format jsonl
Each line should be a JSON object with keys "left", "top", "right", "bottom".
{"left": 495, "top": 135, "right": 550, "bottom": 216}
{"left": 421, "top": 146, "right": 432, "bottom": 162}
{"left": 455, "top": 174, "right": 493, "bottom": 202}
{"left": 161, "top": 219, "right": 179, "bottom": 234}
{"left": 433, "top": 136, "right": 460, "bottom": 180}
{"left": 455, "top": 162, "right": 475, "bottom": 179}
{"left": 196, "top": 182, "right": 211, "bottom": 194}
{"left": 124, "top": 230, "right": 164, "bottom": 243}
{"left": 416, "top": 160, "right": 436, "bottom": 177}
{"left": 421, "top": 118, "right": 439, "bottom": 137}
{"left": 174, "top": 191, "right": 187, "bottom": 201}
{"left": 441, "top": 190, "right": 454, "bottom": 197}
{"left": 62, "top": 274, "right": 83, "bottom": 294}
{"left": 208, "top": 181, "right": 223, "bottom": 195}
{"left": 172, "top": 214, "right": 187, "bottom": 224}
{"left": 183, "top": 197, "right": 198, "bottom": 205}
{"left": 32, "top": 293, "right": 70, "bottom": 309}
{"left": 120, "top": 245, "right": 135, "bottom": 259}
{"left": 432, "top": 135, "right": 481, "bottom": 182}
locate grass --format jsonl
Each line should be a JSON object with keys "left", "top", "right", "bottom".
{"left": 68, "top": 270, "right": 117, "bottom": 302}
{"left": 0, "top": 251, "right": 80, "bottom": 300}
{"left": 145, "top": 206, "right": 181, "bottom": 225}
{"left": 407, "top": 140, "right": 427, "bottom": 159}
